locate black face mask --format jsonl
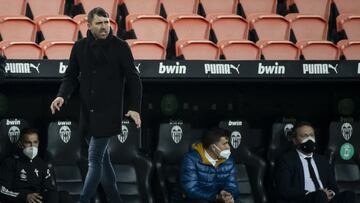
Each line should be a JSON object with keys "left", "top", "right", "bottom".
{"left": 299, "top": 140, "right": 316, "bottom": 154}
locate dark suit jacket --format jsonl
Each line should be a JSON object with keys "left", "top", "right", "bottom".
{"left": 275, "top": 150, "right": 339, "bottom": 203}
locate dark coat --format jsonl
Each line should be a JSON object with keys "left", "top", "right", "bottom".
{"left": 275, "top": 150, "right": 339, "bottom": 203}
{"left": 0, "top": 55, "right": 5, "bottom": 84}
{"left": 57, "top": 30, "right": 142, "bottom": 137}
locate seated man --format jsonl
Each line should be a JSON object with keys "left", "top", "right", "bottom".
{"left": 180, "top": 127, "right": 240, "bottom": 203}
{"left": 275, "top": 121, "right": 357, "bottom": 203}
{"left": 0, "top": 128, "right": 72, "bottom": 203}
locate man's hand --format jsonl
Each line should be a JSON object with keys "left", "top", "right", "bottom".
{"left": 125, "top": 110, "right": 141, "bottom": 128}
{"left": 26, "top": 193, "right": 43, "bottom": 203}
{"left": 219, "top": 190, "right": 235, "bottom": 203}
{"left": 321, "top": 188, "right": 335, "bottom": 200}
{"left": 50, "top": 97, "right": 64, "bottom": 114}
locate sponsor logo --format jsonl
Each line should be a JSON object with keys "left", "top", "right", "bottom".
{"left": 340, "top": 143, "right": 354, "bottom": 160}
{"left": 230, "top": 131, "right": 241, "bottom": 149}
{"left": 118, "top": 125, "right": 129, "bottom": 143}
{"left": 341, "top": 122, "right": 352, "bottom": 141}
{"left": 228, "top": 120, "right": 243, "bottom": 126}
{"left": 258, "top": 62, "right": 285, "bottom": 74}
{"left": 58, "top": 121, "right": 71, "bottom": 126}
{"left": 159, "top": 62, "right": 186, "bottom": 74}
{"left": 171, "top": 125, "right": 183, "bottom": 143}
{"left": 8, "top": 126, "right": 20, "bottom": 143}
{"left": 204, "top": 64, "right": 240, "bottom": 74}
{"left": 59, "top": 62, "right": 68, "bottom": 74}
{"left": 5, "top": 63, "right": 40, "bottom": 74}
{"left": 135, "top": 63, "right": 141, "bottom": 73}
{"left": 303, "top": 64, "right": 338, "bottom": 74}
{"left": 59, "top": 125, "right": 71, "bottom": 143}
{"left": 6, "top": 119, "right": 21, "bottom": 125}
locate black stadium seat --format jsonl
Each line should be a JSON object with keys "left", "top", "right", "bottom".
{"left": 107, "top": 119, "right": 153, "bottom": 203}
{"left": 153, "top": 121, "right": 192, "bottom": 203}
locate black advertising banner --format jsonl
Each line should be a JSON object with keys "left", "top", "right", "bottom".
{"left": 4, "top": 59, "right": 360, "bottom": 81}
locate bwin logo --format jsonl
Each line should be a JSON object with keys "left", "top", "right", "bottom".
{"left": 117, "top": 125, "right": 129, "bottom": 143}
{"left": 303, "top": 64, "right": 338, "bottom": 74}
{"left": 59, "top": 62, "right": 68, "bottom": 74}
{"left": 258, "top": 62, "right": 285, "bottom": 74}
{"left": 159, "top": 62, "right": 186, "bottom": 74}
{"left": 5, "top": 63, "right": 40, "bottom": 74}
{"left": 204, "top": 64, "right": 240, "bottom": 74}
{"left": 59, "top": 126, "right": 71, "bottom": 143}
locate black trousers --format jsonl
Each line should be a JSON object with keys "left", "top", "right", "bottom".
{"left": 296, "top": 190, "right": 357, "bottom": 203}
{"left": 0, "top": 191, "right": 74, "bottom": 203}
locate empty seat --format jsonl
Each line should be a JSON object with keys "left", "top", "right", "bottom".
{"left": 36, "top": 15, "right": 78, "bottom": 41}
{"left": 257, "top": 40, "right": 300, "bottom": 60}
{"left": 200, "top": 0, "right": 237, "bottom": 16}
{"left": 249, "top": 14, "right": 290, "bottom": 41}
{"left": 337, "top": 15, "right": 360, "bottom": 40}
{"left": 161, "top": 0, "right": 199, "bottom": 18}
{"left": 0, "top": 16, "right": 36, "bottom": 42}
{"left": 219, "top": 40, "right": 260, "bottom": 60}
{"left": 207, "top": 15, "right": 248, "bottom": 43}
{"left": 297, "top": 41, "right": 340, "bottom": 60}
{"left": 27, "top": 0, "right": 65, "bottom": 19}
{"left": 73, "top": 14, "right": 118, "bottom": 38}
{"left": 286, "top": 0, "right": 331, "bottom": 20}
{"left": 0, "top": 41, "right": 43, "bottom": 59}
{"left": 40, "top": 41, "right": 74, "bottom": 59}
{"left": 0, "top": 0, "right": 26, "bottom": 16}
{"left": 126, "top": 15, "right": 169, "bottom": 46}
{"left": 337, "top": 40, "right": 360, "bottom": 60}
{"left": 239, "top": 0, "right": 276, "bottom": 18}
{"left": 333, "top": 0, "right": 360, "bottom": 16}
{"left": 75, "top": 0, "right": 119, "bottom": 20}
{"left": 169, "top": 15, "right": 210, "bottom": 41}
{"left": 120, "top": 0, "right": 160, "bottom": 15}
{"left": 176, "top": 40, "right": 219, "bottom": 60}
{"left": 127, "top": 40, "right": 166, "bottom": 59}
{"left": 286, "top": 14, "right": 327, "bottom": 42}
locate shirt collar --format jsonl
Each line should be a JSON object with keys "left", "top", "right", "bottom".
{"left": 297, "top": 149, "right": 313, "bottom": 159}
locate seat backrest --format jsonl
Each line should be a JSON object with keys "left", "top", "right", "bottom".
{"left": 287, "top": 0, "right": 331, "bottom": 20}
{"left": 108, "top": 119, "right": 153, "bottom": 203}
{"left": 337, "top": 15, "right": 360, "bottom": 41}
{"left": 0, "top": 42, "right": 43, "bottom": 59}
{"left": 40, "top": 41, "right": 74, "bottom": 59}
{"left": 36, "top": 16, "right": 78, "bottom": 41}
{"left": 333, "top": 0, "right": 360, "bottom": 16}
{"left": 249, "top": 15, "right": 290, "bottom": 41}
{"left": 208, "top": 15, "right": 248, "bottom": 43}
{"left": 0, "top": 118, "right": 29, "bottom": 161}
{"left": 0, "top": 16, "right": 36, "bottom": 42}
{"left": 161, "top": 0, "right": 199, "bottom": 17}
{"left": 200, "top": 0, "right": 237, "bottom": 16}
{"left": 127, "top": 40, "right": 166, "bottom": 60}
{"left": 170, "top": 15, "right": 210, "bottom": 41}
{"left": 286, "top": 14, "right": 328, "bottom": 42}
{"left": 47, "top": 121, "right": 83, "bottom": 199}
{"left": 239, "top": 0, "right": 276, "bottom": 18}
{"left": 0, "top": 0, "right": 26, "bottom": 16}
{"left": 73, "top": 14, "right": 118, "bottom": 38}
{"left": 257, "top": 40, "right": 300, "bottom": 60}
{"left": 219, "top": 40, "right": 260, "bottom": 60}
{"left": 218, "top": 120, "right": 250, "bottom": 151}
{"left": 176, "top": 40, "right": 220, "bottom": 60}
{"left": 120, "top": 0, "right": 160, "bottom": 15}
{"left": 297, "top": 41, "right": 340, "bottom": 60}
{"left": 27, "top": 0, "right": 65, "bottom": 19}
{"left": 78, "top": 0, "right": 119, "bottom": 20}
{"left": 126, "top": 15, "right": 169, "bottom": 46}
{"left": 337, "top": 40, "right": 360, "bottom": 60}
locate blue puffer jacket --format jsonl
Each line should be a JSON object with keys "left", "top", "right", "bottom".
{"left": 180, "top": 143, "right": 240, "bottom": 201}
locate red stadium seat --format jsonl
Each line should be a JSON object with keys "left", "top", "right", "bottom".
{"left": 161, "top": 0, "right": 199, "bottom": 18}
{"left": 200, "top": 0, "right": 237, "bottom": 16}
{"left": 75, "top": 0, "right": 118, "bottom": 20}
{"left": 126, "top": 15, "right": 169, "bottom": 46}
{"left": 120, "top": 0, "right": 160, "bottom": 15}
{"left": 337, "top": 40, "right": 360, "bottom": 60}
{"left": 127, "top": 40, "right": 166, "bottom": 59}
{"left": 337, "top": 15, "right": 360, "bottom": 40}
{"left": 169, "top": 15, "right": 210, "bottom": 41}
{"left": 239, "top": 0, "right": 276, "bottom": 18}
{"left": 218, "top": 40, "right": 260, "bottom": 60}
{"left": 40, "top": 40, "right": 74, "bottom": 59}
{"left": 0, "top": 16, "right": 36, "bottom": 42}
{"left": 36, "top": 15, "right": 78, "bottom": 41}
{"left": 249, "top": 14, "right": 290, "bottom": 41}
{"left": 73, "top": 14, "right": 118, "bottom": 38}
{"left": 176, "top": 40, "right": 219, "bottom": 60}
{"left": 333, "top": 0, "right": 360, "bottom": 16}
{"left": 286, "top": 14, "right": 328, "bottom": 42}
{"left": 257, "top": 40, "right": 300, "bottom": 60}
{"left": 0, "top": 41, "right": 43, "bottom": 59}
{"left": 286, "top": 0, "right": 331, "bottom": 20}
{"left": 0, "top": 0, "right": 26, "bottom": 16}
{"left": 297, "top": 41, "right": 340, "bottom": 60}
{"left": 27, "top": 0, "right": 65, "bottom": 19}
{"left": 207, "top": 15, "right": 248, "bottom": 43}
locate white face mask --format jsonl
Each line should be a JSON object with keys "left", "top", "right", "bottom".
{"left": 214, "top": 144, "right": 231, "bottom": 159}
{"left": 23, "top": 146, "right": 38, "bottom": 160}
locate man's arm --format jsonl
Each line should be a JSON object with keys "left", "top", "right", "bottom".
{"left": 223, "top": 158, "right": 240, "bottom": 198}
{"left": 180, "top": 154, "right": 217, "bottom": 201}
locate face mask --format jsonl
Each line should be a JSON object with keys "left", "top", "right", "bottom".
{"left": 23, "top": 146, "right": 38, "bottom": 160}
{"left": 299, "top": 136, "right": 316, "bottom": 154}
{"left": 214, "top": 144, "right": 231, "bottom": 159}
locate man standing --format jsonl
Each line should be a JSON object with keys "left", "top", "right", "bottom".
{"left": 50, "top": 7, "right": 142, "bottom": 203}
{"left": 275, "top": 121, "right": 357, "bottom": 203}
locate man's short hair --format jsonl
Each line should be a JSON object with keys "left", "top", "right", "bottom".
{"left": 291, "top": 121, "right": 314, "bottom": 138}
{"left": 201, "top": 127, "right": 230, "bottom": 149}
{"left": 87, "top": 7, "right": 109, "bottom": 23}
{"left": 18, "top": 128, "right": 39, "bottom": 142}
